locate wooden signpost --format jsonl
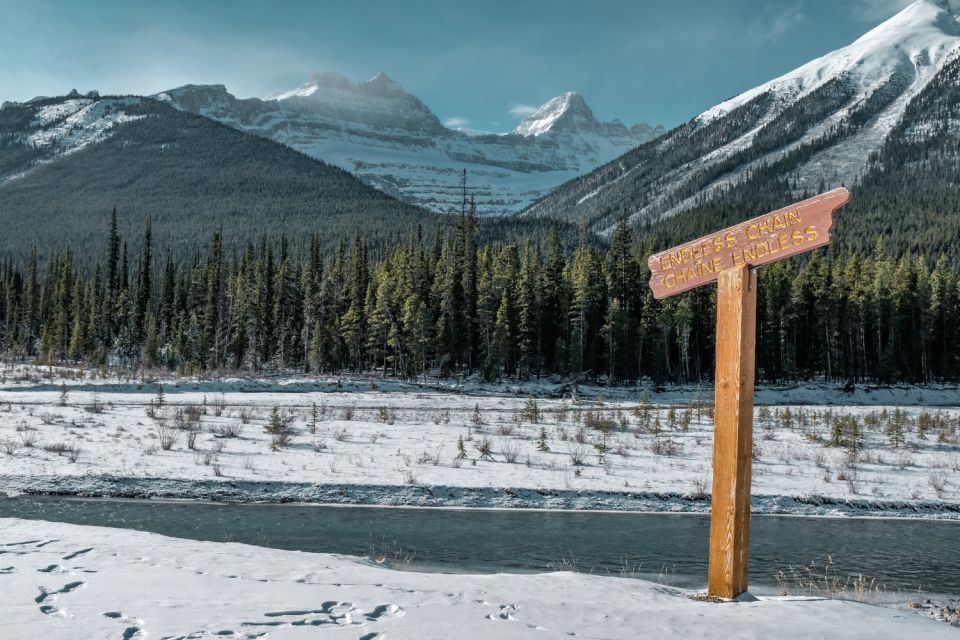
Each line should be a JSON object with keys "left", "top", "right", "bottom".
{"left": 647, "top": 187, "right": 851, "bottom": 599}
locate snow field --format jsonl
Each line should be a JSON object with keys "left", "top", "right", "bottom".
{"left": 0, "top": 366, "right": 958, "bottom": 511}
{"left": 0, "top": 517, "right": 956, "bottom": 639}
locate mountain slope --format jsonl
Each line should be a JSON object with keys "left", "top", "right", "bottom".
{"left": 522, "top": 0, "right": 960, "bottom": 241}
{"left": 157, "top": 74, "right": 664, "bottom": 215}
{"left": 0, "top": 95, "right": 443, "bottom": 258}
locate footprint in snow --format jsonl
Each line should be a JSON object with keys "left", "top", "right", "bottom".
{"left": 62, "top": 547, "right": 93, "bottom": 560}
{"left": 487, "top": 604, "right": 519, "bottom": 622}
{"left": 35, "top": 580, "right": 85, "bottom": 616}
{"left": 245, "top": 601, "right": 403, "bottom": 630}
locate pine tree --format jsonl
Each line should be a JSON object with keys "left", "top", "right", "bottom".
{"left": 537, "top": 426, "right": 550, "bottom": 452}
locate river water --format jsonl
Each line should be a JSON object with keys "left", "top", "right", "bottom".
{"left": 1, "top": 497, "right": 957, "bottom": 598}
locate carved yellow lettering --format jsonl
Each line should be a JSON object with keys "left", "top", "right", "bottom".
{"left": 725, "top": 232, "right": 736, "bottom": 248}
{"left": 659, "top": 256, "right": 671, "bottom": 270}
{"left": 712, "top": 256, "right": 723, "bottom": 271}
{"left": 663, "top": 273, "right": 676, "bottom": 289}
{"left": 805, "top": 226, "right": 818, "bottom": 242}
{"left": 713, "top": 236, "right": 726, "bottom": 252}
{"left": 773, "top": 214, "right": 787, "bottom": 230}
{"left": 791, "top": 230, "right": 804, "bottom": 245}
{"left": 787, "top": 210, "right": 802, "bottom": 225}
{"left": 747, "top": 224, "right": 760, "bottom": 240}
{"left": 759, "top": 219, "right": 772, "bottom": 233}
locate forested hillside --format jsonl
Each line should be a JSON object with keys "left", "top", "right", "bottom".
{"left": 0, "top": 97, "right": 437, "bottom": 260}
{"left": 522, "top": 0, "right": 960, "bottom": 264}
{"left": 2, "top": 210, "right": 957, "bottom": 385}
{"left": 637, "top": 52, "right": 960, "bottom": 263}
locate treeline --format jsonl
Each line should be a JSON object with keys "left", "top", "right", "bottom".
{"left": 1, "top": 211, "right": 959, "bottom": 384}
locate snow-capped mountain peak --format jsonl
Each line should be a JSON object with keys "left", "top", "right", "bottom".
{"left": 158, "top": 73, "right": 663, "bottom": 214}
{"left": 521, "top": 0, "right": 960, "bottom": 234}
{"left": 514, "top": 92, "right": 594, "bottom": 137}
{"left": 700, "top": 0, "right": 960, "bottom": 124}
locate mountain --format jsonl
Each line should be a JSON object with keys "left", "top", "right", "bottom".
{"left": 156, "top": 74, "right": 664, "bottom": 215}
{"left": 0, "top": 93, "right": 443, "bottom": 259}
{"left": 522, "top": 0, "right": 960, "bottom": 254}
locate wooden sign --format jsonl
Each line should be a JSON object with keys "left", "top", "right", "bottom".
{"left": 647, "top": 188, "right": 850, "bottom": 299}
{"left": 647, "top": 189, "right": 850, "bottom": 600}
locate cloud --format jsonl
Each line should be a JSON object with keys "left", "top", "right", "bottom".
{"left": 748, "top": 3, "right": 807, "bottom": 45}
{"left": 509, "top": 104, "right": 538, "bottom": 118}
{"left": 444, "top": 116, "right": 469, "bottom": 128}
{"left": 847, "top": 0, "right": 915, "bottom": 21}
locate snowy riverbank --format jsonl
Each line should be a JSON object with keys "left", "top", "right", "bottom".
{"left": 1, "top": 517, "right": 957, "bottom": 639}
{"left": 5, "top": 476, "right": 960, "bottom": 519}
{"left": 1, "top": 366, "right": 958, "bottom": 516}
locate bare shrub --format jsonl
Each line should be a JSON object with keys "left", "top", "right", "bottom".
{"left": 569, "top": 444, "right": 587, "bottom": 466}
{"left": 183, "top": 403, "right": 204, "bottom": 422}
{"left": 212, "top": 464, "right": 224, "bottom": 477}
{"left": 928, "top": 471, "right": 949, "bottom": 498}
{"left": 215, "top": 423, "right": 243, "bottom": 438}
{"left": 42, "top": 442, "right": 80, "bottom": 457}
{"left": 85, "top": 391, "right": 103, "bottom": 414}
{"left": 343, "top": 405, "right": 355, "bottom": 421}
{"left": 242, "top": 456, "right": 257, "bottom": 472}
{"left": 39, "top": 412, "right": 60, "bottom": 425}
{"left": 813, "top": 450, "right": 827, "bottom": 469}
{"left": 496, "top": 423, "right": 514, "bottom": 437}
{"left": 238, "top": 407, "right": 255, "bottom": 424}
{"left": 271, "top": 431, "right": 293, "bottom": 450}
{"left": 313, "top": 436, "right": 328, "bottom": 452}
{"left": 157, "top": 423, "right": 179, "bottom": 450}
{"left": 1, "top": 437, "right": 19, "bottom": 455}
{"left": 378, "top": 406, "right": 396, "bottom": 425}
{"left": 650, "top": 437, "right": 680, "bottom": 457}
{"left": 502, "top": 442, "right": 521, "bottom": 463}
{"left": 334, "top": 427, "right": 349, "bottom": 442}
{"left": 896, "top": 451, "right": 913, "bottom": 470}
{"left": 212, "top": 394, "right": 227, "bottom": 417}
{"left": 19, "top": 429, "right": 38, "bottom": 448}
{"left": 186, "top": 427, "right": 201, "bottom": 450}
{"left": 690, "top": 477, "right": 710, "bottom": 500}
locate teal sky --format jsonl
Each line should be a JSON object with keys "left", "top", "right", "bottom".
{"left": 0, "top": 0, "right": 913, "bottom": 130}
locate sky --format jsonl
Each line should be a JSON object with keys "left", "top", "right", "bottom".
{"left": 0, "top": 0, "right": 916, "bottom": 131}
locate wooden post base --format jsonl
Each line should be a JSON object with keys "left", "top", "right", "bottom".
{"left": 707, "top": 264, "right": 757, "bottom": 599}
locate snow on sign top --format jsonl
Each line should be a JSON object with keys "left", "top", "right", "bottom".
{"left": 647, "top": 188, "right": 851, "bottom": 299}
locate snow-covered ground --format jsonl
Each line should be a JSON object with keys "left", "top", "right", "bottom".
{"left": 0, "top": 365, "right": 958, "bottom": 516}
{"left": 1, "top": 517, "right": 956, "bottom": 639}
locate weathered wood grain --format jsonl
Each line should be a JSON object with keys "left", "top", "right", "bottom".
{"left": 707, "top": 264, "right": 757, "bottom": 599}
